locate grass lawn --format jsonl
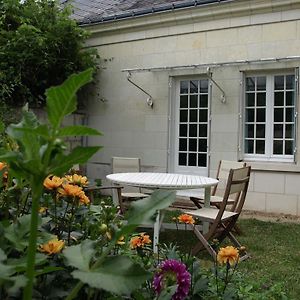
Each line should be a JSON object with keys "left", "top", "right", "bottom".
{"left": 158, "top": 218, "right": 300, "bottom": 299}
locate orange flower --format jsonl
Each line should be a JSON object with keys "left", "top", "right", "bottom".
{"left": 58, "top": 184, "right": 83, "bottom": 197}
{"left": 39, "top": 238, "right": 64, "bottom": 255}
{"left": 178, "top": 214, "right": 195, "bottom": 224}
{"left": 43, "top": 175, "right": 63, "bottom": 190}
{"left": 217, "top": 246, "right": 239, "bottom": 266}
{"left": 79, "top": 192, "right": 90, "bottom": 205}
{"left": 130, "top": 233, "right": 152, "bottom": 249}
{"left": 0, "top": 162, "right": 6, "bottom": 171}
{"left": 65, "top": 174, "right": 89, "bottom": 187}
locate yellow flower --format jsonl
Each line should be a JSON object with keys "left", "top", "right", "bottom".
{"left": 65, "top": 174, "right": 89, "bottom": 186}
{"left": 58, "top": 184, "right": 83, "bottom": 197}
{"left": 39, "top": 238, "right": 64, "bottom": 255}
{"left": 130, "top": 233, "right": 152, "bottom": 249}
{"left": 217, "top": 246, "right": 239, "bottom": 266}
{"left": 43, "top": 175, "right": 63, "bottom": 190}
{"left": 39, "top": 207, "right": 48, "bottom": 214}
{"left": 178, "top": 214, "right": 195, "bottom": 224}
{"left": 117, "top": 236, "right": 125, "bottom": 245}
{"left": 79, "top": 192, "right": 90, "bottom": 205}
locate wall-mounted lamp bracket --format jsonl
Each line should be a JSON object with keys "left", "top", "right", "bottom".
{"left": 126, "top": 72, "right": 153, "bottom": 108}
{"left": 206, "top": 67, "right": 226, "bottom": 103}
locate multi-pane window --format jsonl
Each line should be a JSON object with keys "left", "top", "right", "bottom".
{"left": 244, "top": 73, "right": 296, "bottom": 161}
{"left": 178, "top": 79, "right": 209, "bottom": 167}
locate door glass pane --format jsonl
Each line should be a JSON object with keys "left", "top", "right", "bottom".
{"left": 286, "top": 91, "right": 294, "bottom": 106}
{"left": 274, "top": 92, "right": 284, "bottom": 106}
{"left": 190, "top": 80, "right": 198, "bottom": 93}
{"left": 189, "top": 110, "right": 197, "bottom": 122}
{"left": 285, "top": 140, "right": 293, "bottom": 155}
{"left": 179, "top": 124, "right": 187, "bottom": 137}
{"left": 246, "top": 108, "right": 254, "bottom": 122}
{"left": 180, "top": 95, "right": 188, "bottom": 108}
{"left": 286, "top": 75, "right": 295, "bottom": 89}
{"left": 179, "top": 153, "right": 187, "bottom": 166}
{"left": 285, "top": 108, "right": 294, "bottom": 122}
{"left": 190, "top": 95, "right": 198, "bottom": 108}
{"left": 256, "top": 140, "right": 265, "bottom": 154}
{"left": 179, "top": 139, "right": 187, "bottom": 151}
{"left": 189, "top": 124, "right": 197, "bottom": 137}
{"left": 257, "top": 93, "right": 266, "bottom": 106}
{"left": 246, "top": 77, "right": 255, "bottom": 91}
{"left": 180, "top": 81, "right": 188, "bottom": 94}
{"left": 273, "top": 140, "right": 283, "bottom": 154}
{"left": 257, "top": 76, "right": 266, "bottom": 90}
{"left": 180, "top": 110, "right": 188, "bottom": 122}
{"left": 285, "top": 124, "right": 293, "bottom": 138}
{"left": 245, "top": 140, "right": 254, "bottom": 153}
{"left": 200, "top": 80, "right": 208, "bottom": 93}
{"left": 274, "top": 108, "right": 283, "bottom": 122}
{"left": 198, "top": 139, "right": 207, "bottom": 152}
{"left": 256, "top": 124, "right": 265, "bottom": 138}
{"left": 274, "top": 124, "right": 283, "bottom": 138}
{"left": 245, "top": 124, "right": 254, "bottom": 138}
{"left": 199, "top": 124, "right": 207, "bottom": 137}
{"left": 246, "top": 93, "right": 255, "bottom": 106}
{"left": 256, "top": 108, "right": 265, "bottom": 122}
{"left": 189, "top": 139, "right": 197, "bottom": 151}
{"left": 188, "top": 153, "right": 197, "bottom": 166}
{"left": 199, "top": 109, "right": 208, "bottom": 122}
{"left": 275, "top": 76, "right": 284, "bottom": 90}
{"left": 200, "top": 95, "right": 208, "bottom": 107}
{"left": 198, "top": 154, "right": 207, "bottom": 167}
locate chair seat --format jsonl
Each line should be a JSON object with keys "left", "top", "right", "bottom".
{"left": 121, "top": 192, "right": 148, "bottom": 199}
{"left": 202, "top": 195, "right": 235, "bottom": 204}
{"left": 184, "top": 207, "right": 238, "bottom": 222}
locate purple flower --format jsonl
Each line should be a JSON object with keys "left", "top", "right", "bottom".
{"left": 153, "top": 259, "right": 191, "bottom": 300}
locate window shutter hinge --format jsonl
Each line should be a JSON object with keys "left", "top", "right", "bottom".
{"left": 295, "top": 111, "right": 298, "bottom": 119}
{"left": 168, "top": 80, "right": 172, "bottom": 88}
{"left": 238, "top": 113, "right": 242, "bottom": 119}
{"left": 168, "top": 115, "right": 171, "bottom": 121}
{"left": 238, "top": 145, "right": 241, "bottom": 152}
{"left": 239, "top": 80, "right": 243, "bottom": 85}
{"left": 294, "top": 147, "right": 297, "bottom": 154}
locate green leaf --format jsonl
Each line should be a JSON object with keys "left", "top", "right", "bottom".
{"left": 46, "top": 69, "right": 93, "bottom": 130}
{"left": 157, "top": 285, "right": 177, "bottom": 300}
{"left": 58, "top": 125, "right": 102, "bottom": 137}
{"left": 34, "top": 266, "right": 65, "bottom": 277}
{"left": 49, "top": 146, "right": 101, "bottom": 175}
{"left": 72, "top": 256, "right": 151, "bottom": 295}
{"left": 126, "top": 190, "right": 176, "bottom": 226}
{"left": 63, "top": 240, "right": 96, "bottom": 271}
{"left": 7, "top": 275, "right": 27, "bottom": 295}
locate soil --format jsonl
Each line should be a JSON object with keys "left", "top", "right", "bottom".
{"left": 240, "top": 210, "right": 300, "bottom": 223}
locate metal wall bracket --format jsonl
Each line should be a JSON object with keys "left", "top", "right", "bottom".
{"left": 126, "top": 72, "right": 153, "bottom": 108}
{"left": 206, "top": 67, "right": 226, "bottom": 103}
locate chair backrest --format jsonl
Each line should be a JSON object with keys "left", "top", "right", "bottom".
{"left": 111, "top": 157, "right": 141, "bottom": 193}
{"left": 212, "top": 160, "right": 246, "bottom": 196}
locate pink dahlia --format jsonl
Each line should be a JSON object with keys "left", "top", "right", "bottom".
{"left": 153, "top": 259, "right": 191, "bottom": 300}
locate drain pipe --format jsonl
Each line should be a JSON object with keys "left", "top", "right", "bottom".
{"left": 126, "top": 72, "right": 153, "bottom": 108}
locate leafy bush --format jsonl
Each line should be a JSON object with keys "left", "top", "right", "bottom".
{"left": 0, "top": 0, "right": 98, "bottom": 108}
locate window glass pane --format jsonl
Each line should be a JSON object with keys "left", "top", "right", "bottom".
{"left": 246, "top": 77, "right": 255, "bottom": 91}
{"left": 273, "top": 140, "right": 283, "bottom": 154}
{"left": 190, "top": 95, "right": 198, "bottom": 108}
{"left": 246, "top": 93, "right": 255, "bottom": 107}
{"left": 190, "top": 80, "right": 198, "bottom": 93}
{"left": 285, "top": 124, "right": 294, "bottom": 139}
{"left": 285, "top": 140, "right": 293, "bottom": 155}
{"left": 286, "top": 75, "right": 295, "bottom": 90}
{"left": 199, "top": 109, "right": 208, "bottom": 122}
{"left": 256, "top": 124, "right": 265, "bottom": 138}
{"left": 275, "top": 76, "right": 284, "bottom": 90}
{"left": 274, "top": 92, "right": 284, "bottom": 106}
{"left": 245, "top": 124, "right": 254, "bottom": 138}
{"left": 189, "top": 110, "right": 197, "bottom": 122}
{"left": 180, "top": 110, "right": 188, "bottom": 122}
{"left": 198, "top": 139, "right": 207, "bottom": 152}
{"left": 286, "top": 91, "right": 294, "bottom": 106}
{"left": 274, "top": 124, "right": 283, "bottom": 138}
{"left": 179, "top": 139, "right": 187, "bottom": 151}
{"left": 189, "top": 125, "right": 197, "bottom": 137}
{"left": 257, "top": 93, "right": 266, "bottom": 106}
{"left": 256, "top": 108, "right": 265, "bottom": 122}
{"left": 180, "top": 95, "right": 188, "bottom": 108}
{"left": 180, "top": 81, "right": 188, "bottom": 94}
{"left": 179, "top": 124, "right": 187, "bottom": 137}
{"left": 257, "top": 76, "right": 266, "bottom": 90}
{"left": 179, "top": 153, "right": 187, "bottom": 166}
{"left": 246, "top": 108, "right": 254, "bottom": 122}
{"left": 285, "top": 108, "right": 294, "bottom": 122}
{"left": 245, "top": 140, "right": 254, "bottom": 153}
{"left": 199, "top": 124, "right": 207, "bottom": 137}
{"left": 188, "top": 153, "right": 197, "bottom": 166}
{"left": 198, "top": 154, "right": 207, "bottom": 167}
{"left": 274, "top": 108, "right": 283, "bottom": 122}
{"left": 200, "top": 95, "right": 208, "bottom": 107}
{"left": 200, "top": 80, "right": 208, "bottom": 93}
{"left": 189, "top": 139, "right": 197, "bottom": 151}
{"left": 256, "top": 140, "right": 265, "bottom": 154}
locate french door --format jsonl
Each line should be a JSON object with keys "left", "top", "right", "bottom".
{"left": 171, "top": 78, "right": 211, "bottom": 176}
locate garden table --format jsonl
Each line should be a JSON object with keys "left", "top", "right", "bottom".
{"left": 106, "top": 172, "right": 218, "bottom": 253}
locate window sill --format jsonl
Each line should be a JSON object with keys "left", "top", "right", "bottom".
{"left": 243, "top": 161, "right": 300, "bottom": 173}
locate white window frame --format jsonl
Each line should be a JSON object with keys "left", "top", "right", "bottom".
{"left": 243, "top": 71, "right": 298, "bottom": 163}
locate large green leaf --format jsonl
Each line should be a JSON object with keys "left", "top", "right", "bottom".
{"left": 63, "top": 240, "right": 96, "bottom": 271}
{"left": 126, "top": 190, "right": 176, "bottom": 226}
{"left": 58, "top": 125, "right": 102, "bottom": 137}
{"left": 72, "top": 256, "right": 151, "bottom": 295}
{"left": 46, "top": 69, "right": 93, "bottom": 130}
{"left": 48, "top": 146, "right": 101, "bottom": 175}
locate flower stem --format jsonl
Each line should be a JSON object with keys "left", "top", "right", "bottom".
{"left": 23, "top": 183, "right": 43, "bottom": 300}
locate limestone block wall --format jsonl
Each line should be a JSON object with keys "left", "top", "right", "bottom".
{"left": 84, "top": 0, "right": 300, "bottom": 215}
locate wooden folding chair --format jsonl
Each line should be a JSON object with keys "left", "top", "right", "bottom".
{"left": 112, "top": 157, "right": 148, "bottom": 212}
{"left": 184, "top": 166, "right": 251, "bottom": 261}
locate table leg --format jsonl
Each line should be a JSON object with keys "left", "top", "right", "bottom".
{"left": 153, "top": 210, "right": 165, "bottom": 253}
{"left": 203, "top": 186, "right": 211, "bottom": 233}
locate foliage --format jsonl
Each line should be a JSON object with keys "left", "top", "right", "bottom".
{"left": 0, "top": 0, "right": 98, "bottom": 108}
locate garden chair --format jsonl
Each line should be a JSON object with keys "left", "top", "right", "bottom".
{"left": 111, "top": 157, "right": 148, "bottom": 212}
{"left": 176, "top": 160, "right": 246, "bottom": 209}
{"left": 183, "top": 166, "right": 251, "bottom": 261}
